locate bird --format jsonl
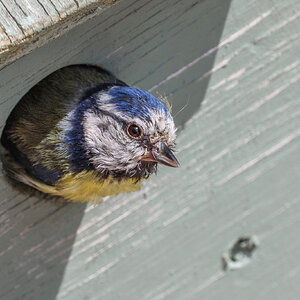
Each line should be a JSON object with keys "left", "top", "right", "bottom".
{"left": 0, "top": 64, "right": 179, "bottom": 203}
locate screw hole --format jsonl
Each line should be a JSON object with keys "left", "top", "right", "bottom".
{"left": 222, "top": 236, "right": 259, "bottom": 271}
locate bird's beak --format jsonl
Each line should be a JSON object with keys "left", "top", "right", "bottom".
{"left": 142, "top": 141, "right": 180, "bottom": 168}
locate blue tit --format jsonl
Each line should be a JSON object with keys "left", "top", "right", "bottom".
{"left": 0, "top": 64, "right": 179, "bottom": 202}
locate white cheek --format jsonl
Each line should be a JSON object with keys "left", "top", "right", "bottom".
{"left": 83, "top": 110, "right": 145, "bottom": 171}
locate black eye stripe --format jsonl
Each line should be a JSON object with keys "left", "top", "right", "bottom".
{"left": 98, "top": 109, "right": 128, "bottom": 127}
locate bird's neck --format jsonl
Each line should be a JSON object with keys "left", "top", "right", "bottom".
{"left": 64, "top": 96, "right": 97, "bottom": 173}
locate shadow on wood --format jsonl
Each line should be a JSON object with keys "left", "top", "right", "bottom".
{"left": 0, "top": 174, "right": 86, "bottom": 300}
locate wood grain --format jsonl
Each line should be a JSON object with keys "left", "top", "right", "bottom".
{"left": 0, "top": 0, "right": 119, "bottom": 68}
{"left": 0, "top": 0, "right": 300, "bottom": 299}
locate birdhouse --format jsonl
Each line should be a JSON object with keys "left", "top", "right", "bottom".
{"left": 0, "top": 0, "right": 299, "bottom": 299}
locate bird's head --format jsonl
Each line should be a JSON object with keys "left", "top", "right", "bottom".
{"left": 79, "top": 86, "right": 179, "bottom": 180}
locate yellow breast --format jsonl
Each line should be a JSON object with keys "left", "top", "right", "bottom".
{"left": 32, "top": 171, "right": 143, "bottom": 203}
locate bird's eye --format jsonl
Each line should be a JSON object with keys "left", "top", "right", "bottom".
{"left": 127, "top": 124, "right": 142, "bottom": 138}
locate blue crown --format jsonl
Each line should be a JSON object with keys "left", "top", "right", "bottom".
{"left": 109, "top": 87, "right": 168, "bottom": 120}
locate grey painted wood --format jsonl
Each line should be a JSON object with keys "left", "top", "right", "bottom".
{"left": 0, "top": 0, "right": 119, "bottom": 68}
{"left": 0, "top": 0, "right": 300, "bottom": 299}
